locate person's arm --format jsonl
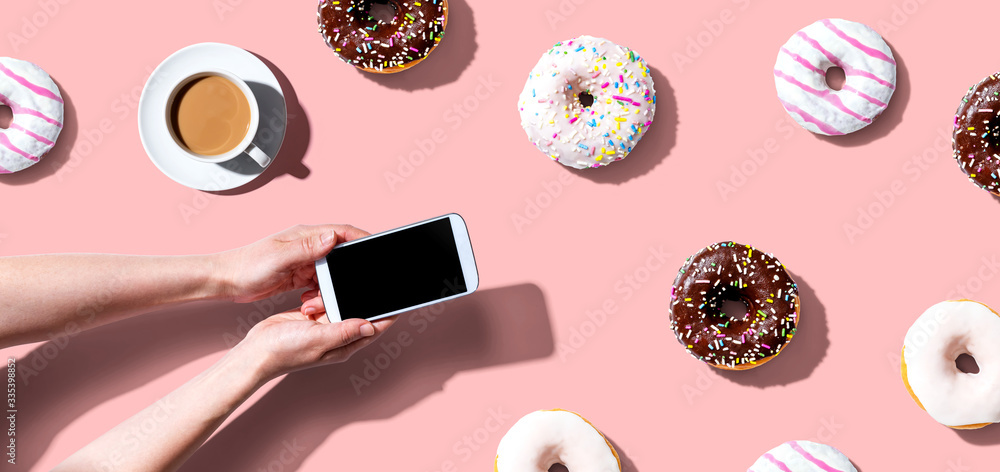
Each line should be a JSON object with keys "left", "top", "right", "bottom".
{"left": 0, "top": 224, "right": 368, "bottom": 349}
{"left": 0, "top": 254, "right": 224, "bottom": 348}
{"left": 53, "top": 224, "right": 385, "bottom": 471}
{"left": 53, "top": 310, "right": 394, "bottom": 472}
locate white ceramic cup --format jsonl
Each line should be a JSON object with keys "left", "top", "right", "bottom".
{"left": 164, "top": 69, "right": 272, "bottom": 168}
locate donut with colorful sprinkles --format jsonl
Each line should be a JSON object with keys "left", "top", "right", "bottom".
{"left": 669, "top": 242, "right": 800, "bottom": 370}
{"left": 317, "top": 0, "right": 448, "bottom": 73}
{"left": 517, "top": 35, "right": 656, "bottom": 169}
{"left": 953, "top": 72, "right": 1000, "bottom": 195}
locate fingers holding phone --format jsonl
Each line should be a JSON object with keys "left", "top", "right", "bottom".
{"left": 300, "top": 288, "right": 325, "bottom": 320}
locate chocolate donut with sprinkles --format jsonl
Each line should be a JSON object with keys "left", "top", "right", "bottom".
{"left": 669, "top": 242, "right": 800, "bottom": 370}
{"left": 318, "top": 0, "right": 447, "bottom": 73}
{"left": 953, "top": 72, "right": 1000, "bottom": 195}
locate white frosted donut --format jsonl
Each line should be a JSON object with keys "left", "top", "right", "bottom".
{"left": 774, "top": 19, "right": 895, "bottom": 136}
{"left": 0, "top": 57, "right": 63, "bottom": 174}
{"left": 902, "top": 300, "right": 1000, "bottom": 429}
{"left": 748, "top": 440, "right": 857, "bottom": 472}
{"left": 495, "top": 409, "right": 619, "bottom": 472}
{"left": 517, "top": 35, "right": 655, "bottom": 169}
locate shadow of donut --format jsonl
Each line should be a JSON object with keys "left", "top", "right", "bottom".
{"left": 0, "top": 77, "right": 78, "bottom": 185}
{"left": 815, "top": 41, "right": 909, "bottom": 147}
{"left": 568, "top": 65, "right": 677, "bottom": 185}
{"left": 713, "top": 271, "right": 830, "bottom": 387}
{"left": 607, "top": 436, "right": 639, "bottom": 472}
{"left": 954, "top": 422, "right": 1000, "bottom": 446}
{"left": 356, "top": 0, "right": 478, "bottom": 91}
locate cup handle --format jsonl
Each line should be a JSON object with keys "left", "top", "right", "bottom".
{"left": 244, "top": 142, "right": 273, "bottom": 168}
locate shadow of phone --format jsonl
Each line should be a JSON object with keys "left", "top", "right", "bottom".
{"left": 181, "top": 283, "right": 554, "bottom": 470}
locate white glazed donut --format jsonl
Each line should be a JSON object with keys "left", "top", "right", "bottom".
{"left": 748, "top": 440, "right": 857, "bottom": 472}
{"left": 0, "top": 57, "right": 63, "bottom": 174}
{"left": 773, "top": 19, "right": 895, "bottom": 136}
{"left": 902, "top": 300, "right": 1000, "bottom": 429}
{"left": 517, "top": 35, "right": 655, "bottom": 169}
{"left": 495, "top": 409, "right": 620, "bottom": 472}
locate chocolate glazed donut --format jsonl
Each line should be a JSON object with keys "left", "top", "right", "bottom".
{"left": 318, "top": 0, "right": 448, "bottom": 74}
{"left": 954, "top": 73, "right": 1000, "bottom": 195}
{"left": 669, "top": 242, "right": 800, "bottom": 370}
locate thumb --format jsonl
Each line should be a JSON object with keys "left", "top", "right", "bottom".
{"left": 316, "top": 318, "right": 376, "bottom": 351}
{"left": 297, "top": 227, "right": 339, "bottom": 261}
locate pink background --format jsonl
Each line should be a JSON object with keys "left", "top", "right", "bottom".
{"left": 1, "top": 0, "right": 997, "bottom": 469}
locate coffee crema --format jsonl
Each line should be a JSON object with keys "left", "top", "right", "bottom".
{"left": 169, "top": 75, "right": 251, "bottom": 156}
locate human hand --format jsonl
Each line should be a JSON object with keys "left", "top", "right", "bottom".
{"left": 215, "top": 224, "right": 370, "bottom": 303}
{"left": 236, "top": 308, "right": 396, "bottom": 382}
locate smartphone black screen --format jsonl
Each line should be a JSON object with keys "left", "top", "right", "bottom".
{"left": 326, "top": 217, "right": 468, "bottom": 320}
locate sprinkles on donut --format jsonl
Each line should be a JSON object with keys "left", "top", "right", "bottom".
{"left": 953, "top": 72, "right": 1000, "bottom": 195}
{"left": 669, "top": 241, "right": 799, "bottom": 370}
{"left": 317, "top": 0, "right": 448, "bottom": 73}
{"left": 517, "top": 35, "right": 656, "bottom": 169}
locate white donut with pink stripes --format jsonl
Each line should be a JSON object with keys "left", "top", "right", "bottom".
{"left": 774, "top": 19, "right": 896, "bottom": 136}
{"left": 0, "top": 57, "right": 63, "bottom": 174}
{"left": 748, "top": 440, "right": 857, "bottom": 472}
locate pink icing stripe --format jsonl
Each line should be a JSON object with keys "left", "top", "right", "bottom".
{"left": 842, "top": 84, "right": 888, "bottom": 107}
{"left": 0, "top": 91, "right": 62, "bottom": 127}
{"left": 15, "top": 106, "right": 62, "bottom": 127}
{"left": 774, "top": 69, "right": 871, "bottom": 123}
{"left": 796, "top": 31, "right": 840, "bottom": 65}
{"left": 787, "top": 441, "right": 846, "bottom": 472}
{"left": 0, "top": 133, "right": 39, "bottom": 162}
{"left": 763, "top": 453, "right": 794, "bottom": 472}
{"left": 779, "top": 99, "right": 845, "bottom": 135}
{"left": 844, "top": 68, "right": 896, "bottom": 89}
{"left": 821, "top": 19, "right": 896, "bottom": 65}
{"left": 0, "top": 62, "right": 63, "bottom": 103}
{"left": 781, "top": 47, "right": 826, "bottom": 75}
{"left": 9, "top": 123, "right": 54, "bottom": 146}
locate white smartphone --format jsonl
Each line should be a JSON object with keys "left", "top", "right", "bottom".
{"left": 314, "top": 213, "right": 479, "bottom": 322}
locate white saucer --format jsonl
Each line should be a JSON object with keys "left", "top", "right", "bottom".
{"left": 138, "top": 42, "right": 287, "bottom": 191}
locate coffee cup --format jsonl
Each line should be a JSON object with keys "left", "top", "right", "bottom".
{"left": 164, "top": 69, "right": 272, "bottom": 167}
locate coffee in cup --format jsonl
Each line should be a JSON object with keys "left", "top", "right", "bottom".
{"left": 164, "top": 69, "right": 272, "bottom": 167}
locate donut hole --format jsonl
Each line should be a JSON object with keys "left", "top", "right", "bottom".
{"left": 578, "top": 92, "right": 595, "bottom": 108}
{"left": 0, "top": 105, "right": 11, "bottom": 129}
{"left": 825, "top": 66, "right": 846, "bottom": 91}
{"left": 549, "top": 464, "right": 569, "bottom": 472}
{"left": 956, "top": 353, "right": 980, "bottom": 374}
{"left": 367, "top": 0, "right": 397, "bottom": 23}
{"left": 986, "top": 115, "right": 1000, "bottom": 149}
{"left": 719, "top": 298, "right": 750, "bottom": 320}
